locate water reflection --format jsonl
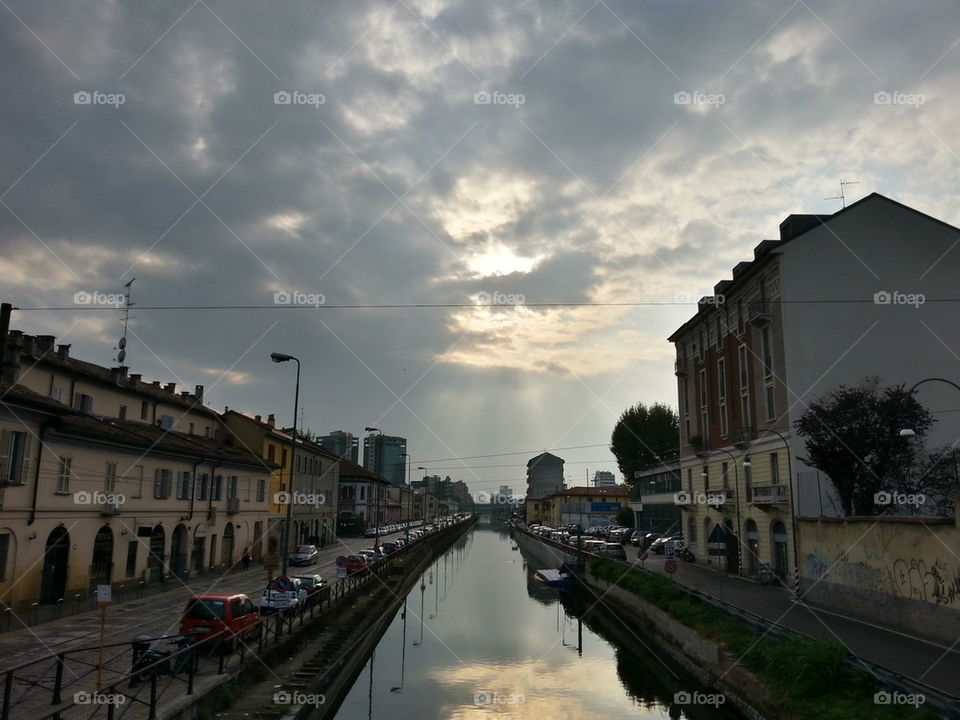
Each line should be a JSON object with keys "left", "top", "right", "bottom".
{"left": 331, "top": 521, "right": 742, "bottom": 719}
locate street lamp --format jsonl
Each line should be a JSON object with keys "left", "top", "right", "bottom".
{"left": 400, "top": 452, "right": 413, "bottom": 542}
{"left": 270, "top": 352, "right": 300, "bottom": 576}
{"left": 365, "top": 427, "right": 383, "bottom": 548}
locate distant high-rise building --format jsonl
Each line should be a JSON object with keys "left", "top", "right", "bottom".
{"left": 363, "top": 433, "right": 408, "bottom": 486}
{"left": 593, "top": 470, "right": 616, "bottom": 487}
{"left": 317, "top": 430, "right": 359, "bottom": 463}
{"left": 526, "top": 452, "right": 564, "bottom": 498}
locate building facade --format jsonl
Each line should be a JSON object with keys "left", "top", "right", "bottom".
{"left": 538, "top": 487, "right": 628, "bottom": 528}
{"left": 317, "top": 430, "right": 359, "bottom": 463}
{"left": 363, "top": 433, "right": 407, "bottom": 487}
{"left": 593, "top": 470, "right": 617, "bottom": 487}
{"left": 526, "top": 452, "right": 565, "bottom": 498}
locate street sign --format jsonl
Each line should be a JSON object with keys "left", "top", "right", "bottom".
{"left": 664, "top": 559, "right": 678, "bottom": 574}
{"left": 665, "top": 542, "right": 676, "bottom": 560}
{"left": 639, "top": 551, "right": 648, "bottom": 561}
{"left": 336, "top": 568, "right": 347, "bottom": 579}
{"left": 336, "top": 556, "right": 346, "bottom": 567}
{"left": 273, "top": 576, "right": 293, "bottom": 592}
{"left": 96, "top": 584, "right": 112, "bottom": 605}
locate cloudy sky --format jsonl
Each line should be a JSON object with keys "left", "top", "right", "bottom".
{"left": 3, "top": 0, "right": 959, "bottom": 497}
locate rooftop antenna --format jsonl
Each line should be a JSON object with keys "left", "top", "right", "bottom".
{"left": 115, "top": 278, "right": 135, "bottom": 365}
{"left": 825, "top": 179, "right": 859, "bottom": 209}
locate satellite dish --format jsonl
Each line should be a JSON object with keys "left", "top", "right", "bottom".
{"left": 117, "top": 349, "right": 126, "bottom": 363}
{"left": 118, "top": 337, "right": 127, "bottom": 349}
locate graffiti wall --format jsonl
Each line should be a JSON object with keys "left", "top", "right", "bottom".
{"left": 798, "top": 515, "right": 960, "bottom": 639}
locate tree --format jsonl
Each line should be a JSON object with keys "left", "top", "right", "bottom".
{"left": 794, "top": 378, "right": 933, "bottom": 516}
{"left": 616, "top": 507, "right": 635, "bottom": 528}
{"left": 610, "top": 402, "right": 679, "bottom": 485}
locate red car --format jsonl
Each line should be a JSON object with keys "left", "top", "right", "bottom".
{"left": 343, "top": 555, "right": 369, "bottom": 574}
{"left": 179, "top": 592, "right": 261, "bottom": 650}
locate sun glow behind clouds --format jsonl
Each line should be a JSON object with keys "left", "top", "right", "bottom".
{"left": 466, "top": 244, "right": 541, "bottom": 277}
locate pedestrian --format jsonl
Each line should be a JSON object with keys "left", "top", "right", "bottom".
{"left": 242, "top": 547, "right": 251, "bottom": 570}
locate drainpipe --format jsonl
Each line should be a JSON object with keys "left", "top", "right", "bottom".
{"left": 188, "top": 457, "right": 205, "bottom": 521}
{"left": 27, "top": 419, "right": 56, "bottom": 526}
{"left": 208, "top": 460, "right": 221, "bottom": 520}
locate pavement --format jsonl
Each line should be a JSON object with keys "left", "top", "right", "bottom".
{"left": 629, "top": 545, "right": 960, "bottom": 701}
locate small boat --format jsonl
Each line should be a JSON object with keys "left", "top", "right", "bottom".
{"left": 535, "top": 569, "right": 572, "bottom": 588}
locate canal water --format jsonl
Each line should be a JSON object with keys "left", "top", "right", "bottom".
{"left": 332, "top": 521, "right": 744, "bottom": 719}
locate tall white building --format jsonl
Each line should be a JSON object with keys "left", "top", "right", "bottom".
{"left": 593, "top": 470, "right": 616, "bottom": 487}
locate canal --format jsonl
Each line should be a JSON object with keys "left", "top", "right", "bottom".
{"left": 331, "top": 521, "right": 744, "bottom": 719}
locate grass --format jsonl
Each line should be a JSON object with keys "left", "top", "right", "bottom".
{"left": 588, "top": 558, "right": 938, "bottom": 720}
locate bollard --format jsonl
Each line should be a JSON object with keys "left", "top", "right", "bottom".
{"left": 53, "top": 653, "right": 65, "bottom": 704}
{"left": 106, "top": 686, "right": 117, "bottom": 720}
{"left": 29, "top": 603, "right": 38, "bottom": 626}
{"left": 55, "top": 597, "right": 64, "bottom": 620}
{"left": 148, "top": 672, "right": 158, "bottom": 720}
{"left": 118, "top": 584, "right": 124, "bottom": 603}
{"left": 138, "top": 580, "right": 145, "bottom": 599}
{"left": 130, "top": 635, "right": 152, "bottom": 687}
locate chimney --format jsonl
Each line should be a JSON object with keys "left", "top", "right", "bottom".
{"left": 1, "top": 323, "right": 21, "bottom": 384}
{"left": 267, "top": 413, "right": 276, "bottom": 427}
{"left": 110, "top": 367, "right": 128, "bottom": 382}
{"left": 151, "top": 381, "right": 161, "bottom": 389}
{"left": 56, "top": 344, "right": 71, "bottom": 360}
{"left": 129, "top": 374, "right": 142, "bottom": 384}
{"left": 254, "top": 415, "right": 262, "bottom": 423}
{"left": 36, "top": 335, "right": 56, "bottom": 353}
{"left": 194, "top": 385, "right": 204, "bottom": 403}
{"left": 179, "top": 391, "right": 190, "bottom": 399}
{"left": 164, "top": 382, "right": 176, "bottom": 393}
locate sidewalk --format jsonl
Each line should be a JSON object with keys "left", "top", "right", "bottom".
{"left": 634, "top": 548, "right": 960, "bottom": 700}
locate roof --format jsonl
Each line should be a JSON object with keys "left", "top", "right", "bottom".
{"left": 667, "top": 193, "right": 960, "bottom": 343}
{"left": 337, "top": 459, "right": 389, "bottom": 484}
{"left": 54, "top": 414, "right": 273, "bottom": 470}
{"left": 221, "top": 411, "right": 339, "bottom": 460}
{"left": 0, "top": 381, "right": 78, "bottom": 414}
{"left": 543, "top": 486, "right": 627, "bottom": 499}
{"left": 527, "top": 452, "right": 564, "bottom": 467}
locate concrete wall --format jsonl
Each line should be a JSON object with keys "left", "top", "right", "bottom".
{"left": 798, "top": 515, "right": 960, "bottom": 640}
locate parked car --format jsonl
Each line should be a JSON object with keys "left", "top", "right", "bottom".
{"left": 359, "top": 548, "right": 381, "bottom": 563}
{"left": 651, "top": 535, "right": 683, "bottom": 554}
{"left": 628, "top": 530, "right": 644, "bottom": 545}
{"left": 179, "top": 593, "right": 261, "bottom": 649}
{"left": 259, "top": 576, "right": 304, "bottom": 615}
{"left": 291, "top": 574, "right": 328, "bottom": 608}
{"left": 289, "top": 544, "right": 318, "bottom": 566}
{"left": 343, "top": 555, "right": 369, "bottom": 573}
{"left": 381, "top": 541, "right": 399, "bottom": 554}
{"left": 364, "top": 527, "right": 379, "bottom": 538}
{"left": 583, "top": 539, "right": 606, "bottom": 554}
{"left": 602, "top": 543, "right": 628, "bottom": 561}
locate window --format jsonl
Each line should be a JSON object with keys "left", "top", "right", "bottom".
{"left": 212, "top": 475, "right": 223, "bottom": 500}
{"left": 154, "top": 468, "right": 172, "bottom": 499}
{"left": 281, "top": 448, "right": 288, "bottom": 467}
{"left": 140, "top": 400, "right": 149, "bottom": 420}
{"left": 766, "top": 384, "right": 776, "bottom": 421}
{"left": 57, "top": 457, "right": 72, "bottom": 493}
{"left": 722, "top": 461, "right": 729, "bottom": 489}
{"left": 702, "top": 465, "right": 709, "bottom": 491}
{"left": 770, "top": 453, "right": 780, "bottom": 484}
{"left": 119, "top": 405, "right": 127, "bottom": 420}
{"left": 715, "top": 315, "right": 722, "bottom": 346}
{"left": 177, "top": 471, "right": 192, "bottom": 499}
{"left": 738, "top": 346, "right": 749, "bottom": 390}
{"left": 159, "top": 415, "right": 174, "bottom": 431}
{"left": 745, "top": 462, "right": 753, "bottom": 501}
{"left": 688, "top": 517, "right": 697, "bottom": 544}
{"left": 105, "top": 462, "right": 117, "bottom": 492}
{"left": 0, "top": 534, "right": 9, "bottom": 580}
{"left": 256, "top": 478, "right": 266, "bottom": 502}
{"left": 51, "top": 387, "right": 63, "bottom": 402}
{"left": 360, "top": 486, "right": 366, "bottom": 500}
{"left": 1, "top": 430, "right": 29, "bottom": 486}
{"left": 761, "top": 326, "right": 773, "bottom": 379}
{"left": 125, "top": 540, "right": 138, "bottom": 578}
{"left": 129, "top": 465, "right": 144, "bottom": 498}
{"left": 198, "top": 473, "right": 210, "bottom": 501}
{"left": 73, "top": 392, "right": 93, "bottom": 413}
{"left": 686, "top": 468, "right": 692, "bottom": 493}
{"left": 737, "top": 299, "right": 744, "bottom": 333}
{"left": 699, "top": 330, "right": 706, "bottom": 359}
{"left": 204, "top": 426, "right": 210, "bottom": 438}
{"left": 267, "top": 445, "right": 276, "bottom": 464}
{"left": 227, "top": 475, "right": 238, "bottom": 499}
{"left": 740, "top": 394, "right": 751, "bottom": 430}
{"left": 718, "top": 359, "right": 728, "bottom": 437}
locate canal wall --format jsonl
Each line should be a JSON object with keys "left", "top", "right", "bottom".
{"left": 513, "top": 529, "right": 768, "bottom": 720}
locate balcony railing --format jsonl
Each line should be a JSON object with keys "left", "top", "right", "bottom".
{"left": 747, "top": 298, "right": 772, "bottom": 325}
{"left": 101, "top": 500, "right": 121, "bottom": 516}
{"left": 749, "top": 483, "right": 789, "bottom": 506}
{"left": 706, "top": 488, "right": 735, "bottom": 507}
{"left": 732, "top": 426, "right": 753, "bottom": 447}
{"left": 674, "top": 359, "right": 687, "bottom": 377}
{"left": 227, "top": 496, "right": 240, "bottom": 514}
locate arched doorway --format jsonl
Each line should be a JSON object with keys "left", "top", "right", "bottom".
{"left": 772, "top": 521, "right": 789, "bottom": 582}
{"left": 191, "top": 525, "right": 206, "bottom": 575}
{"left": 90, "top": 526, "right": 113, "bottom": 591}
{"left": 40, "top": 527, "right": 70, "bottom": 605}
{"left": 221, "top": 524, "right": 235, "bottom": 568}
{"left": 744, "top": 519, "right": 759, "bottom": 577}
{"left": 146, "top": 525, "right": 165, "bottom": 583}
{"left": 170, "top": 524, "right": 188, "bottom": 579}
{"left": 723, "top": 518, "right": 739, "bottom": 574}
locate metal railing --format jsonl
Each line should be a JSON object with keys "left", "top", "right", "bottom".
{"left": 749, "top": 483, "right": 789, "bottom": 505}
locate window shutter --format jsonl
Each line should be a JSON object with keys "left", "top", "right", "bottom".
{"left": 0, "top": 430, "right": 9, "bottom": 484}
{"left": 154, "top": 469, "right": 162, "bottom": 498}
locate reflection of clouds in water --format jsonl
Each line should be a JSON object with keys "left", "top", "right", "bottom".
{"left": 429, "top": 657, "right": 652, "bottom": 720}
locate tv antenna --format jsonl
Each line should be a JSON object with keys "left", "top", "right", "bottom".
{"left": 114, "top": 278, "right": 135, "bottom": 366}
{"left": 825, "top": 179, "right": 859, "bottom": 209}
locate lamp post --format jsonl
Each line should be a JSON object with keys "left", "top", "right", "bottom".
{"left": 401, "top": 452, "right": 412, "bottom": 541}
{"left": 714, "top": 446, "right": 742, "bottom": 576}
{"left": 365, "top": 427, "right": 383, "bottom": 549}
{"left": 270, "top": 352, "right": 300, "bottom": 576}
{"left": 900, "top": 377, "right": 960, "bottom": 503}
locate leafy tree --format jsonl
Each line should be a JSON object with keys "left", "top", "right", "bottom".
{"left": 794, "top": 378, "right": 933, "bottom": 516}
{"left": 616, "top": 507, "right": 635, "bottom": 528}
{"left": 903, "top": 446, "right": 960, "bottom": 517}
{"left": 610, "top": 402, "right": 679, "bottom": 486}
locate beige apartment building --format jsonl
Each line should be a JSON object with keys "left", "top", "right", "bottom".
{"left": 0, "top": 333, "right": 273, "bottom": 610}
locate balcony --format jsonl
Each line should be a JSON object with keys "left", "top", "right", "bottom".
{"left": 749, "top": 483, "right": 789, "bottom": 508}
{"left": 101, "top": 500, "right": 121, "bottom": 516}
{"left": 746, "top": 298, "right": 772, "bottom": 326}
{"left": 674, "top": 359, "right": 687, "bottom": 377}
{"left": 227, "top": 497, "right": 240, "bottom": 514}
{"left": 706, "top": 488, "right": 735, "bottom": 508}
{"left": 207, "top": 507, "right": 217, "bottom": 524}
{"left": 732, "top": 426, "right": 753, "bottom": 448}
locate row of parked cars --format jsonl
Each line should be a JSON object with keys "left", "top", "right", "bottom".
{"left": 528, "top": 524, "right": 628, "bottom": 561}
{"left": 364, "top": 519, "right": 427, "bottom": 538}
{"left": 178, "top": 514, "right": 473, "bottom": 651}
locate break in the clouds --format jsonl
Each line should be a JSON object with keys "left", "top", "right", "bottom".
{"left": 3, "top": 0, "right": 960, "bottom": 492}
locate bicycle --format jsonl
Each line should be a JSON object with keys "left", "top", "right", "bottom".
{"left": 757, "top": 563, "right": 778, "bottom": 585}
